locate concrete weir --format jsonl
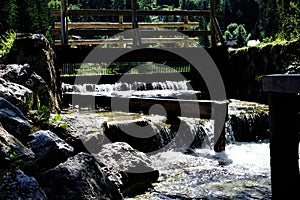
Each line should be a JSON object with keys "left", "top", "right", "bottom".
{"left": 63, "top": 93, "right": 228, "bottom": 152}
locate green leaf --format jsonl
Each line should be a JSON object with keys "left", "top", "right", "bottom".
{"left": 59, "top": 123, "right": 68, "bottom": 129}
{"left": 53, "top": 114, "right": 62, "bottom": 122}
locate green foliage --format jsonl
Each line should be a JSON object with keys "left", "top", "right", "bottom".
{"left": 224, "top": 23, "right": 251, "bottom": 47}
{"left": 4, "top": 151, "right": 24, "bottom": 164}
{"left": 278, "top": 1, "right": 300, "bottom": 41}
{"left": 29, "top": 98, "right": 68, "bottom": 129}
{"left": 29, "top": 98, "right": 51, "bottom": 128}
{"left": 0, "top": 30, "right": 16, "bottom": 62}
{"left": 51, "top": 114, "right": 69, "bottom": 128}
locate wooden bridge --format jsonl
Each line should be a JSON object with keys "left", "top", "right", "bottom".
{"left": 51, "top": 0, "right": 224, "bottom": 47}
{"left": 52, "top": 0, "right": 227, "bottom": 152}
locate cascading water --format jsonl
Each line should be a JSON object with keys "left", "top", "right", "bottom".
{"left": 60, "top": 79, "right": 273, "bottom": 199}
{"left": 62, "top": 80, "right": 206, "bottom": 100}
{"left": 59, "top": 105, "right": 272, "bottom": 199}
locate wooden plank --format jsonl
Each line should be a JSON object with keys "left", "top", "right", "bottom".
{"left": 54, "top": 22, "right": 199, "bottom": 29}
{"left": 50, "top": 9, "right": 220, "bottom": 17}
{"left": 52, "top": 29, "right": 210, "bottom": 37}
{"left": 55, "top": 37, "right": 199, "bottom": 46}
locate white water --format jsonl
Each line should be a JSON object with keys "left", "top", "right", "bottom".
{"left": 126, "top": 142, "right": 272, "bottom": 200}
{"left": 62, "top": 81, "right": 202, "bottom": 99}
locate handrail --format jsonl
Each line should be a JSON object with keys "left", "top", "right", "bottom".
{"left": 54, "top": 0, "right": 223, "bottom": 46}
{"left": 50, "top": 9, "right": 221, "bottom": 17}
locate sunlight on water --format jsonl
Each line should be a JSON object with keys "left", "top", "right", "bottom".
{"left": 126, "top": 142, "right": 272, "bottom": 200}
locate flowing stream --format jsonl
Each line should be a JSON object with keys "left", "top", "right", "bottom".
{"left": 60, "top": 81, "right": 283, "bottom": 199}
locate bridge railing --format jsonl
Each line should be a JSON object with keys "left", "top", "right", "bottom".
{"left": 50, "top": 0, "right": 223, "bottom": 47}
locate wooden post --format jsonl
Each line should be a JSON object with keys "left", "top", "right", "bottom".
{"left": 210, "top": 0, "right": 216, "bottom": 47}
{"left": 213, "top": 101, "right": 227, "bottom": 152}
{"left": 119, "top": 15, "right": 124, "bottom": 30}
{"left": 262, "top": 74, "right": 300, "bottom": 200}
{"left": 131, "top": 0, "right": 141, "bottom": 46}
{"left": 61, "top": 0, "right": 68, "bottom": 45}
{"left": 184, "top": 15, "right": 188, "bottom": 31}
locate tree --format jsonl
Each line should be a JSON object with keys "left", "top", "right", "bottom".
{"left": 224, "top": 23, "right": 251, "bottom": 47}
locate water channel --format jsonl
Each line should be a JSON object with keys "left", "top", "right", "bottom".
{"left": 59, "top": 80, "right": 297, "bottom": 199}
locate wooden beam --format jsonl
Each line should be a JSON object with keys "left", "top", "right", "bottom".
{"left": 54, "top": 22, "right": 199, "bottom": 29}
{"left": 211, "top": 14, "right": 225, "bottom": 45}
{"left": 61, "top": 0, "right": 68, "bottom": 45}
{"left": 50, "top": 9, "right": 221, "bottom": 17}
{"left": 210, "top": 0, "right": 217, "bottom": 46}
{"left": 52, "top": 29, "right": 210, "bottom": 37}
{"left": 55, "top": 37, "right": 199, "bottom": 46}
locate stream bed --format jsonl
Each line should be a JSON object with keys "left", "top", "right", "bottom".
{"left": 126, "top": 142, "right": 271, "bottom": 199}
{"left": 56, "top": 99, "right": 277, "bottom": 199}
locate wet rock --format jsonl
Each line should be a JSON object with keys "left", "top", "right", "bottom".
{"left": 95, "top": 142, "right": 159, "bottom": 197}
{"left": 27, "top": 130, "right": 74, "bottom": 170}
{"left": 0, "top": 64, "right": 53, "bottom": 111}
{"left": 41, "top": 152, "right": 122, "bottom": 200}
{"left": 0, "top": 124, "right": 34, "bottom": 170}
{"left": 0, "top": 97, "right": 31, "bottom": 143}
{"left": 227, "top": 99, "right": 270, "bottom": 142}
{"left": 0, "top": 170, "right": 47, "bottom": 200}
{"left": 51, "top": 126, "right": 89, "bottom": 154}
{"left": 0, "top": 77, "right": 33, "bottom": 113}
{"left": 7, "top": 33, "right": 62, "bottom": 113}
{"left": 103, "top": 116, "right": 172, "bottom": 153}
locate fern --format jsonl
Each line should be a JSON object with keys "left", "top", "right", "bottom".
{"left": 0, "top": 30, "right": 16, "bottom": 62}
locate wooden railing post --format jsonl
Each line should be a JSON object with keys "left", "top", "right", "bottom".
{"left": 119, "top": 15, "right": 124, "bottom": 30}
{"left": 210, "top": 0, "right": 216, "bottom": 46}
{"left": 131, "top": 0, "right": 141, "bottom": 46}
{"left": 61, "top": 0, "right": 68, "bottom": 45}
{"left": 184, "top": 15, "right": 188, "bottom": 31}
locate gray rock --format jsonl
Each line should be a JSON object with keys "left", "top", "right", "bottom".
{"left": 102, "top": 117, "right": 172, "bottom": 153}
{"left": 0, "top": 170, "right": 47, "bottom": 200}
{"left": 0, "top": 77, "right": 33, "bottom": 113}
{"left": 96, "top": 142, "right": 159, "bottom": 197}
{"left": 28, "top": 130, "right": 74, "bottom": 169}
{"left": 0, "top": 97, "right": 31, "bottom": 142}
{"left": 7, "top": 33, "right": 62, "bottom": 113}
{"left": 0, "top": 64, "right": 53, "bottom": 111}
{"left": 42, "top": 152, "right": 123, "bottom": 200}
{"left": 0, "top": 124, "right": 34, "bottom": 169}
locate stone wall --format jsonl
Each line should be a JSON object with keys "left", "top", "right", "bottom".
{"left": 207, "top": 40, "right": 300, "bottom": 103}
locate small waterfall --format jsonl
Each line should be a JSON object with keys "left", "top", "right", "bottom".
{"left": 62, "top": 80, "right": 202, "bottom": 99}
{"left": 226, "top": 99, "right": 269, "bottom": 143}
{"left": 63, "top": 80, "right": 190, "bottom": 93}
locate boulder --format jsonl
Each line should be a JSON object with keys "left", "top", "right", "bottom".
{"left": 102, "top": 117, "right": 172, "bottom": 153}
{"left": 0, "top": 97, "right": 31, "bottom": 142}
{"left": 7, "top": 33, "right": 61, "bottom": 113}
{"left": 0, "top": 170, "right": 47, "bottom": 200}
{"left": 0, "top": 124, "right": 34, "bottom": 170}
{"left": 95, "top": 142, "right": 159, "bottom": 197}
{"left": 0, "top": 64, "right": 51, "bottom": 110}
{"left": 27, "top": 130, "right": 74, "bottom": 170}
{"left": 41, "top": 152, "right": 122, "bottom": 200}
{"left": 0, "top": 77, "right": 33, "bottom": 113}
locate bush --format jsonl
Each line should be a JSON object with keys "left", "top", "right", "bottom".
{"left": 224, "top": 23, "right": 251, "bottom": 47}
